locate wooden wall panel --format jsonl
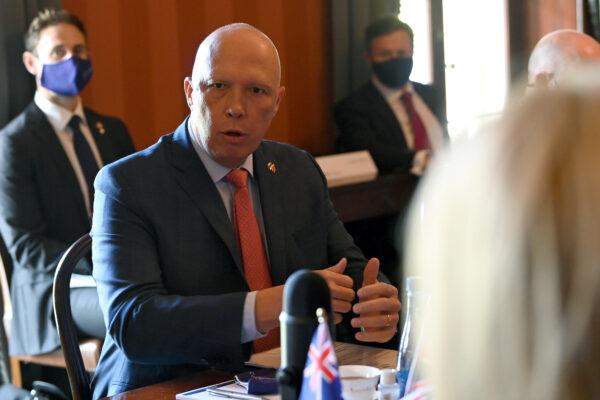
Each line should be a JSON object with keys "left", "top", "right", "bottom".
{"left": 62, "top": 0, "right": 334, "bottom": 154}
{"left": 509, "top": 0, "right": 577, "bottom": 80}
{"left": 526, "top": 0, "right": 577, "bottom": 50}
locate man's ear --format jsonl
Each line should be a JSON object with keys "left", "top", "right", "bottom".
{"left": 274, "top": 86, "right": 285, "bottom": 109}
{"left": 183, "top": 77, "right": 194, "bottom": 109}
{"left": 22, "top": 51, "right": 39, "bottom": 76}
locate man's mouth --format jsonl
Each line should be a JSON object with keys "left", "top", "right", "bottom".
{"left": 223, "top": 130, "right": 245, "bottom": 137}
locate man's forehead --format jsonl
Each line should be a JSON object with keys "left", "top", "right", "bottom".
{"left": 372, "top": 30, "right": 412, "bottom": 50}
{"left": 38, "top": 24, "right": 85, "bottom": 47}
{"left": 193, "top": 26, "right": 280, "bottom": 84}
{"left": 196, "top": 55, "right": 277, "bottom": 85}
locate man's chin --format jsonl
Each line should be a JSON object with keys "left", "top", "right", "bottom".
{"left": 215, "top": 146, "right": 261, "bottom": 169}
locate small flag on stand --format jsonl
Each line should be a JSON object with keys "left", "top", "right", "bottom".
{"left": 299, "top": 309, "right": 342, "bottom": 400}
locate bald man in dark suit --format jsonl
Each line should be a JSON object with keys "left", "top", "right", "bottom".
{"left": 91, "top": 23, "right": 401, "bottom": 398}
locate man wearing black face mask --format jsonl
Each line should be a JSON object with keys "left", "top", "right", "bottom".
{"left": 333, "top": 17, "right": 446, "bottom": 288}
{"left": 0, "top": 9, "right": 135, "bottom": 357}
{"left": 334, "top": 16, "right": 446, "bottom": 175}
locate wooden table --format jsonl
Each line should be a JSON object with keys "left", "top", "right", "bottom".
{"left": 100, "top": 370, "right": 231, "bottom": 400}
{"left": 248, "top": 342, "right": 397, "bottom": 370}
{"left": 102, "top": 343, "right": 397, "bottom": 399}
{"left": 329, "top": 173, "right": 418, "bottom": 223}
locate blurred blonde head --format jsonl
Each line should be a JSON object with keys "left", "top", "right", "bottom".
{"left": 405, "top": 68, "right": 600, "bottom": 399}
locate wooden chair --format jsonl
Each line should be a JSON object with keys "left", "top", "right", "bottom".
{"left": 53, "top": 234, "right": 96, "bottom": 400}
{"left": 0, "top": 234, "right": 101, "bottom": 390}
{"left": 0, "top": 235, "right": 11, "bottom": 384}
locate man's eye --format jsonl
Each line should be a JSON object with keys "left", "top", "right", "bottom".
{"left": 211, "top": 83, "right": 226, "bottom": 89}
{"left": 53, "top": 48, "right": 66, "bottom": 58}
{"left": 73, "top": 47, "right": 87, "bottom": 58}
{"left": 251, "top": 87, "right": 267, "bottom": 94}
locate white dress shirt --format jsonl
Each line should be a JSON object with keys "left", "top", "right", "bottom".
{"left": 188, "top": 120, "right": 266, "bottom": 343}
{"left": 34, "top": 91, "right": 103, "bottom": 216}
{"left": 372, "top": 76, "right": 444, "bottom": 152}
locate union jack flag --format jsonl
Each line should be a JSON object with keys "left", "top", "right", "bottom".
{"left": 299, "top": 321, "right": 342, "bottom": 400}
{"left": 402, "top": 379, "right": 431, "bottom": 400}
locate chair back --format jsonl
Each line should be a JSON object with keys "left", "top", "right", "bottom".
{"left": 0, "top": 235, "right": 12, "bottom": 336}
{"left": 53, "top": 234, "right": 93, "bottom": 400}
{"left": 0, "top": 235, "right": 12, "bottom": 384}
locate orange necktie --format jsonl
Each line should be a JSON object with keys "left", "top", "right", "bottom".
{"left": 226, "top": 168, "right": 279, "bottom": 352}
{"left": 400, "top": 92, "right": 430, "bottom": 151}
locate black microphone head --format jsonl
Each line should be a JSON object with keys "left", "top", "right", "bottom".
{"left": 278, "top": 269, "right": 333, "bottom": 400}
{"left": 283, "top": 269, "right": 331, "bottom": 317}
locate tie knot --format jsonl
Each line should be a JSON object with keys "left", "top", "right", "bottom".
{"left": 400, "top": 91, "right": 413, "bottom": 103}
{"left": 226, "top": 168, "right": 249, "bottom": 189}
{"left": 68, "top": 115, "right": 82, "bottom": 131}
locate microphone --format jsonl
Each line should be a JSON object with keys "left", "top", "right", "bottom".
{"left": 277, "top": 269, "right": 333, "bottom": 400}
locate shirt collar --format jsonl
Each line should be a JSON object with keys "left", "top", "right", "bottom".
{"left": 371, "top": 75, "right": 414, "bottom": 102}
{"left": 34, "top": 91, "right": 87, "bottom": 133}
{"left": 187, "top": 118, "right": 254, "bottom": 184}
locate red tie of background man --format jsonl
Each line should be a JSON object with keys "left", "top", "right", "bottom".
{"left": 400, "top": 92, "right": 430, "bottom": 151}
{"left": 226, "top": 168, "right": 279, "bottom": 352}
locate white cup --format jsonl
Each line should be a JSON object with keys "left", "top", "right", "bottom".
{"left": 339, "top": 365, "right": 380, "bottom": 400}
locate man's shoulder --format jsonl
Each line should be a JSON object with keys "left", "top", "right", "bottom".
{"left": 335, "top": 82, "right": 379, "bottom": 109}
{"left": 259, "top": 140, "right": 313, "bottom": 164}
{"left": 0, "top": 102, "right": 42, "bottom": 138}
{"left": 83, "top": 107, "right": 127, "bottom": 129}
{"left": 100, "top": 132, "right": 170, "bottom": 176}
{"left": 412, "top": 81, "right": 437, "bottom": 96}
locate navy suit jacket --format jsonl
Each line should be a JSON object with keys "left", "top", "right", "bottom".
{"left": 90, "top": 120, "right": 369, "bottom": 398}
{"left": 0, "top": 101, "right": 134, "bottom": 356}
{"left": 334, "top": 81, "right": 446, "bottom": 174}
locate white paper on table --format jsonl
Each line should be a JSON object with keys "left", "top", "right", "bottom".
{"left": 176, "top": 379, "right": 280, "bottom": 400}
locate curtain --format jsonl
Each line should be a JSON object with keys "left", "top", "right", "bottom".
{"left": 586, "top": 0, "right": 600, "bottom": 40}
{"left": 0, "top": 0, "right": 61, "bottom": 129}
{"left": 331, "top": 0, "right": 400, "bottom": 102}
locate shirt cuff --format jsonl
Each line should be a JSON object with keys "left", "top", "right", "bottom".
{"left": 241, "top": 291, "right": 266, "bottom": 343}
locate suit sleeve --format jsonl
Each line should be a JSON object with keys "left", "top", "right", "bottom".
{"left": 334, "top": 101, "right": 415, "bottom": 173}
{"left": 0, "top": 131, "right": 88, "bottom": 278}
{"left": 91, "top": 166, "right": 248, "bottom": 367}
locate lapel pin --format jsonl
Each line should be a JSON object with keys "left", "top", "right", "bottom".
{"left": 95, "top": 121, "right": 106, "bottom": 135}
{"left": 267, "top": 161, "right": 277, "bottom": 173}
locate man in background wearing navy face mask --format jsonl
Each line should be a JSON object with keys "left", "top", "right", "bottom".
{"left": 334, "top": 16, "right": 446, "bottom": 289}
{"left": 334, "top": 16, "right": 446, "bottom": 176}
{"left": 0, "top": 9, "right": 135, "bottom": 357}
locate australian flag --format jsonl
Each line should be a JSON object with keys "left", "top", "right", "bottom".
{"left": 299, "top": 321, "right": 343, "bottom": 400}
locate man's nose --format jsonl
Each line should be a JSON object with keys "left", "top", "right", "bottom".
{"left": 226, "top": 88, "right": 246, "bottom": 118}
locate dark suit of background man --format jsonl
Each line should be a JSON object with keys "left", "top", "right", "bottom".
{"left": 90, "top": 23, "right": 401, "bottom": 399}
{"left": 0, "top": 9, "right": 135, "bottom": 357}
{"left": 334, "top": 16, "right": 447, "bottom": 287}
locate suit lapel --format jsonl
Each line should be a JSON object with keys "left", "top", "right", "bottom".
{"left": 366, "top": 82, "right": 409, "bottom": 148}
{"left": 26, "top": 103, "right": 89, "bottom": 225}
{"left": 253, "top": 144, "right": 287, "bottom": 285}
{"left": 166, "top": 120, "right": 242, "bottom": 272}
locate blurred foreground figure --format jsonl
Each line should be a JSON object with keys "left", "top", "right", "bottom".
{"left": 405, "top": 68, "right": 600, "bottom": 399}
